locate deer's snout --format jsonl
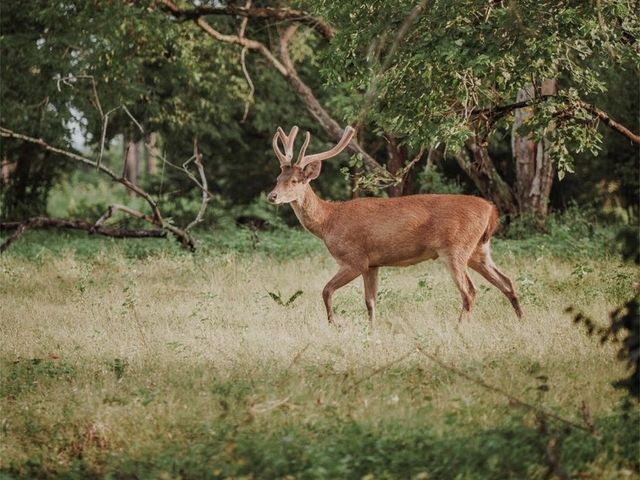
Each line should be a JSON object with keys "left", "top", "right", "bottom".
{"left": 267, "top": 191, "right": 278, "bottom": 203}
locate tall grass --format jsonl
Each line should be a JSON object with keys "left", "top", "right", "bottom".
{"left": 0, "top": 227, "right": 638, "bottom": 478}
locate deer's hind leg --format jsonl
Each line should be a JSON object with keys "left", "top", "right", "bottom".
{"left": 465, "top": 272, "right": 477, "bottom": 306}
{"left": 362, "top": 267, "right": 379, "bottom": 324}
{"left": 469, "top": 242, "right": 523, "bottom": 318}
{"left": 442, "top": 251, "right": 475, "bottom": 321}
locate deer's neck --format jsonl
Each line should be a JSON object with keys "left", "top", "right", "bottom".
{"left": 290, "top": 185, "right": 333, "bottom": 237}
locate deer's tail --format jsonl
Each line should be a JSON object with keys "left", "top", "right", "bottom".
{"left": 481, "top": 203, "right": 500, "bottom": 244}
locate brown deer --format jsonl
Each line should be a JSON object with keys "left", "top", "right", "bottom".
{"left": 267, "top": 126, "right": 523, "bottom": 324}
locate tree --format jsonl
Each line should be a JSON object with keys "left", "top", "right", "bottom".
{"left": 313, "top": 0, "right": 640, "bottom": 220}
{"left": 2, "top": 0, "right": 637, "bottom": 232}
{"left": 512, "top": 79, "right": 557, "bottom": 221}
{"left": 0, "top": 0, "right": 249, "bottom": 221}
{"left": 158, "top": 0, "right": 434, "bottom": 196}
{"left": 0, "top": 1, "right": 77, "bottom": 219}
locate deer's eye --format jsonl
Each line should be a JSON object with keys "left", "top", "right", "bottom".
{"left": 291, "top": 179, "right": 299, "bottom": 185}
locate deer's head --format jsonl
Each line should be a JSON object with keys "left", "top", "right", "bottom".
{"left": 267, "top": 126, "right": 355, "bottom": 204}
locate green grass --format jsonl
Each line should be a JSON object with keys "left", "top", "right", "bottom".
{"left": 0, "top": 225, "right": 638, "bottom": 479}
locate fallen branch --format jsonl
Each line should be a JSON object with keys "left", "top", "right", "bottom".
{"left": 414, "top": 346, "right": 592, "bottom": 433}
{"left": 0, "top": 126, "right": 196, "bottom": 249}
{"left": 92, "top": 204, "right": 157, "bottom": 230}
{"left": 342, "top": 349, "right": 417, "bottom": 394}
{"left": 0, "top": 217, "right": 165, "bottom": 254}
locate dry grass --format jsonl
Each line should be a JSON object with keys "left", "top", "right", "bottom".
{"left": 0, "top": 237, "right": 638, "bottom": 478}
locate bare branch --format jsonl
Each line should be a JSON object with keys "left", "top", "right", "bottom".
{"left": 56, "top": 75, "right": 110, "bottom": 169}
{"left": 400, "top": 145, "right": 427, "bottom": 182}
{"left": 185, "top": 138, "right": 212, "bottom": 232}
{"left": 93, "top": 204, "right": 157, "bottom": 230}
{"left": 239, "top": 48, "right": 255, "bottom": 123}
{"left": 239, "top": 0, "right": 255, "bottom": 123}
{"left": 7, "top": 73, "right": 213, "bottom": 249}
{"left": 415, "top": 346, "right": 592, "bottom": 433}
{"left": 0, "top": 217, "right": 165, "bottom": 254}
{"left": 0, "top": 126, "right": 120, "bottom": 178}
{"left": 96, "top": 111, "right": 110, "bottom": 169}
{"left": 577, "top": 100, "right": 640, "bottom": 144}
{"left": 122, "top": 105, "right": 145, "bottom": 135}
{"left": 471, "top": 95, "right": 640, "bottom": 145}
{"left": 122, "top": 141, "right": 132, "bottom": 179}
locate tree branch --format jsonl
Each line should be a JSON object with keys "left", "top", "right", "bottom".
{"left": 278, "top": 25, "right": 388, "bottom": 175}
{"left": 92, "top": 204, "right": 157, "bottom": 230}
{"left": 0, "top": 217, "right": 165, "bottom": 254}
{"left": 185, "top": 137, "right": 211, "bottom": 232}
{"left": 238, "top": 0, "right": 255, "bottom": 123}
{"left": 166, "top": 4, "right": 334, "bottom": 40}
{"left": 577, "top": 100, "right": 640, "bottom": 145}
{"left": 160, "top": 1, "right": 388, "bottom": 176}
{"left": 472, "top": 96, "right": 640, "bottom": 145}
{"left": 160, "top": 0, "right": 288, "bottom": 76}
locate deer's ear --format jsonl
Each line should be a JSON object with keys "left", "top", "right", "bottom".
{"left": 302, "top": 161, "right": 322, "bottom": 183}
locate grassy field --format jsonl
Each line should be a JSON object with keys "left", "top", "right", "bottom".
{"left": 1, "top": 225, "right": 638, "bottom": 479}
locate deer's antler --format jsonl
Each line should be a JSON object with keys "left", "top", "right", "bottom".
{"left": 272, "top": 126, "right": 299, "bottom": 166}
{"left": 297, "top": 126, "right": 355, "bottom": 168}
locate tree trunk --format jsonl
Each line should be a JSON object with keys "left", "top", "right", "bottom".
{"left": 455, "top": 136, "right": 518, "bottom": 215}
{"left": 1, "top": 157, "right": 15, "bottom": 184}
{"left": 386, "top": 136, "right": 407, "bottom": 197}
{"left": 512, "top": 79, "right": 557, "bottom": 222}
{"left": 123, "top": 137, "right": 138, "bottom": 196}
{"left": 145, "top": 132, "right": 158, "bottom": 175}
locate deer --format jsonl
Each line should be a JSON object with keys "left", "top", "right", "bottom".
{"left": 267, "top": 125, "right": 523, "bottom": 325}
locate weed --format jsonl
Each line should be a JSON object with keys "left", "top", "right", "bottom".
{"left": 110, "top": 358, "right": 128, "bottom": 380}
{"left": 267, "top": 289, "right": 304, "bottom": 307}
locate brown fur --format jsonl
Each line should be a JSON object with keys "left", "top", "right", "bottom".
{"left": 269, "top": 128, "right": 522, "bottom": 324}
{"left": 481, "top": 203, "right": 500, "bottom": 244}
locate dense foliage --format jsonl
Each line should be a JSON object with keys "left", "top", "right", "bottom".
{"left": 1, "top": 1, "right": 638, "bottom": 225}
{"left": 316, "top": 0, "right": 639, "bottom": 172}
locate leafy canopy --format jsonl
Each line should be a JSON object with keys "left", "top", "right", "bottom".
{"left": 312, "top": 0, "right": 640, "bottom": 175}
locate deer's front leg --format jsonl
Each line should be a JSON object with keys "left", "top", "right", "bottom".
{"left": 322, "top": 265, "right": 360, "bottom": 325}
